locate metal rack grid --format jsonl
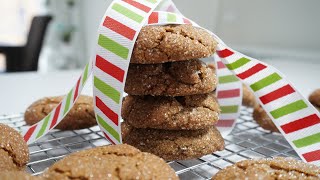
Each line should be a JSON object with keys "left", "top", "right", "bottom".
{"left": 0, "top": 106, "right": 300, "bottom": 179}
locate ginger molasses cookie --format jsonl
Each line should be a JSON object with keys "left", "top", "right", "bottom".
{"left": 24, "top": 95, "right": 96, "bottom": 130}
{"left": 0, "top": 171, "right": 41, "bottom": 180}
{"left": 122, "top": 93, "right": 220, "bottom": 130}
{"left": 122, "top": 122, "right": 225, "bottom": 161}
{"left": 42, "top": 144, "right": 178, "bottom": 180}
{"left": 212, "top": 157, "right": 320, "bottom": 180}
{"left": 309, "top": 89, "right": 320, "bottom": 111}
{"left": 125, "top": 59, "right": 217, "bottom": 96}
{"left": 242, "top": 84, "right": 256, "bottom": 107}
{"left": 0, "top": 124, "right": 29, "bottom": 171}
{"left": 131, "top": 24, "right": 217, "bottom": 64}
{"left": 253, "top": 105, "right": 279, "bottom": 132}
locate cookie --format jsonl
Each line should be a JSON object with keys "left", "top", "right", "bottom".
{"left": 122, "top": 122, "right": 225, "bottom": 161}
{"left": 125, "top": 59, "right": 217, "bottom": 96}
{"left": 242, "top": 84, "right": 256, "bottom": 107}
{"left": 253, "top": 105, "right": 279, "bottom": 132}
{"left": 0, "top": 171, "right": 41, "bottom": 180}
{"left": 212, "top": 157, "right": 320, "bottom": 180}
{"left": 309, "top": 89, "right": 320, "bottom": 111}
{"left": 122, "top": 93, "right": 220, "bottom": 130}
{"left": 42, "top": 144, "right": 178, "bottom": 180}
{"left": 0, "top": 124, "right": 29, "bottom": 171}
{"left": 24, "top": 95, "right": 96, "bottom": 130}
{"left": 131, "top": 24, "right": 217, "bottom": 64}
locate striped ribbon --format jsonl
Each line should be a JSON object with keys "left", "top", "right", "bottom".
{"left": 20, "top": 0, "right": 320, "bottom": 166}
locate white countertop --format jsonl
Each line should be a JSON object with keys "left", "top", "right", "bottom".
{"left": 0, "top": 59, "right": 319, "bottom": 114}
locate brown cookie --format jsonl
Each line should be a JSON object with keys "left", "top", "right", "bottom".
{"left": 242, "top": 84, "right": 256, "bottom": 107}
{"left": 131, "top": 24, "right": 217, "bottom": 64}
{"left": 0, "top": 124, "right": 29, "bottom": 171}
{"left": 24, "top": 95, "right": 96, "bottom": 130}
{"left": 125, "top": 59, "right": 217, "bottom": 96}
{"left": 0, "top": 171, "right": 41, "bottom": 180}
{"left": 309, "top": 89, "right": 320, "bottom": 111}
{"left": 42, "top": 144, "right": 178, "bottom": 180}
{"left": 122, "top": 122, "right": 225, "bottom": 161}
{"left": 122, "top": 93, "right": 220, "bottom": 130}
{"left": 253, "top": 105, "right": 279, "bottom": 132}
{"left": 212, "top": 157, "right": 320, "bottom": 180}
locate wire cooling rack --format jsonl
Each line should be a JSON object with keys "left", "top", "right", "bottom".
{"left": 0, "top": 106, "right": 300, "bottom": 179}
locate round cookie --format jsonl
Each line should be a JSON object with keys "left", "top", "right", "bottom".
{"left": 0, "top": 171, "right": 41, "bottom": 180}
{"left": 125, "top": 59, "right": 217, "bottom": 96}
{"left": 253, "top": 105, "right": 279, "bottom": 132}
{"left": 42, "top": 144, "right": 178, "bottom": 180}
{"left": 242, "top": 84, "right": 256, "bottom": 107}
{"left": 131, "top": 24, "right": 217, "bottom": 64}
{"left": 212, "top": 157, "right": 320, "bottom": 180}
{"left": 309, "top": 89, "right": 320, "bottom": 111}
{"left": 0, "top": 124, "right": 29, "bottom": 171}
{"left": 122, "top": 122, "right": 225, "bottom": 161}
{"left": 24, "top": 95, "right": 97, "bottom": 130}
{"left": 122, "top": 93, "right": 220, "bottom": 130}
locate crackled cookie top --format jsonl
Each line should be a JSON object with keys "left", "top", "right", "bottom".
{"left": 131, "top": 24, "right": 217, "bottom": 64}
{"left": 0, "top": 124, "right": 29, "bottom": 171}
{"left": 122, "top": 93, "right": 220, "bottom": 130}
{"left": 125, "top": 59, "right": 217, "bottom": 96}
{"left": 212, "top": 157, "right": 320, "bottom": 180}
{"left": 24, "top": 95, "right": 96, "bottom": 130}
{"left": 122, "top": 123, "right": 225, "bottom": 161}
{"left": 42, "top": 144, "right": 178, "bottom": 180}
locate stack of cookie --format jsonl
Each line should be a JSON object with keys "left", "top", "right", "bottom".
{"left": 122, "top": 25, "right": 225, "bottom": 161}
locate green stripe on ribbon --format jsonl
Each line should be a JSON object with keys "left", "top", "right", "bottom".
{"left": 167, "top": 13, "right": 176, "bottom": 22}
{"left": 82, "top": 63, "right": 89, "bottom": 85}
{"left": 112, "top": 3, "right": 144, "bottom": 23}
{"left": 219, "top": 75, "right": 239, "bottom": 84}
{"left": 250, "top": 73, "right": 282, "bottom": 92}
{"left": 98, "top": 34, "right": 129, "bottom": 60}
{"left": 94, "top": 76, "right": 120, "bottom": 104}
{"left": 36, "top": 114, "right": 51, "bottom": 138}
{"left": 226, "top": 57, "right": 250, "bottom": 70}
{"left": 97, "top": 115, "right": 120, "bottom": 142}
{"left": 270, "top": 100, "right": 307, "bottom": 119}
{"left": 63, "top": 90, "right": 73, "bottom": 115}
{"left": 293, "top": 132, "right": 320, "bottom": 148}
{"left": 221, "top": 105, "right": 239, "bottom": 113}
{"left": 146, "top": 0, "right": 157, "bottom": 3}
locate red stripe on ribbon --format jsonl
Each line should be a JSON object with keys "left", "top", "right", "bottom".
{"left": 303, "top": 149, "right": 320, "bottom": 162}
{"left": 122, "top": 0, "right": 151, "bottom": 12}
{"left": 103, "top": 131, "right": 116, "bottom": 145}
{"left": 217, "top": 61, "right": 226, "bottom": 69}
{"left": 103, "top": 16, "right": 136, "bottom": 40}
{"left": 216, "top": 119, "right": 235, "bottom": 127}
{"left": 217, "top": 89, "right": 240, "bottom": 99}
{"left": 73, "top": 77, "right": 81, "bottom": 102}
{"left": 50, "top": 103, "right": 62, "bottom": 129}
{"left": 148, "top": 12, "right": 158, "bottom": 24}
{"left": 183, "top": 18, "right": 191, "bottom": 24}
{"left": 217, "top": 49, "right": 234, "bottom": 58}
{"left": 96, "top": 96, "right": 119, "bottom": 126}
{"left": 23, "top": 125, "right": 37, "bottom": 142}
{"left": 281, "top": 114, "right": 320, "bottom": 134}
{"left": 237, "top": 63, "right": 267, "bottom": 80}
{"left": 96, "top": 55, "right": 125, "bottom": 82}
{"left": 260, "top": 85, "right": 295, "bottom": 104}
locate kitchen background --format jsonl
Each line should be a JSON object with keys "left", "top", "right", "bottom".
{"left": 0, "top": 0, "right": 319, "bottom": 72}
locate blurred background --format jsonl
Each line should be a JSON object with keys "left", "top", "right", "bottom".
{"left": 0, "top": 0, "right": 319, "bottom": 72}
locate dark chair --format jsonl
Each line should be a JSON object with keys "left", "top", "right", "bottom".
{"left": 0, "top": 15, "right": 52, "bottom": 72}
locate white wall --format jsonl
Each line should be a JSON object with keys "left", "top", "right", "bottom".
{"left": 79, "top": 0, "right": 320, "bottom": 61}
